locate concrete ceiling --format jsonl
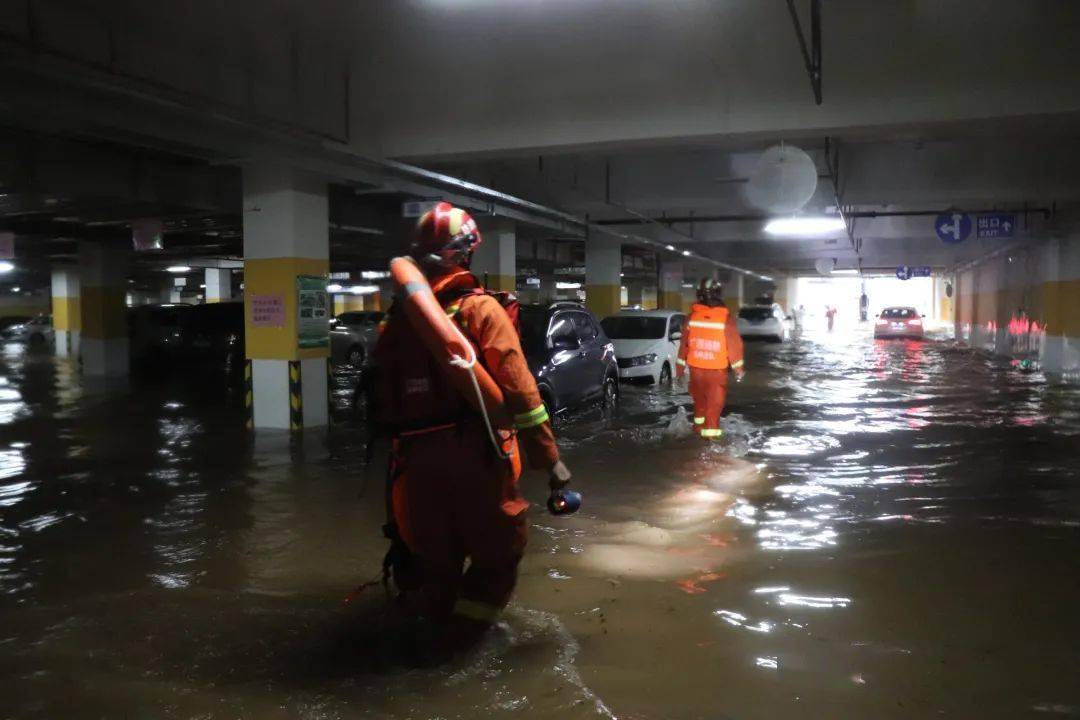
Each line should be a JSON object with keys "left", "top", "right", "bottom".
{"left": 2, "top": 1, "right": 1080, "bottom": 279}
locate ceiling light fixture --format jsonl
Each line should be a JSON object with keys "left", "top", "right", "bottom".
{"left": 0, "top": 262, "right": 14, "bottom": 274}
{"left": 763, "top": 217, "right": 846, "bottom": 237}
{"left": 832, "top": 269, "right": 860, "bottom": 276}
{"left": 666, "top": 245, "right": 677, "bottom": 251}
{"left": 166, "top": 265, "right": 192, "bottom": 274}
{"left": 326, "top": 283, "right": 344, "bottom": 293}
{"left": 682, "top": 250, "right": 692, "bottom": 257}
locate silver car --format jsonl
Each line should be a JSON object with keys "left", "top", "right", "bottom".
{"left": 330, "top": 311, "right": 383, "bottom": 367}
{"left": 3, "top": 314, "right": 55, "bottom": 347}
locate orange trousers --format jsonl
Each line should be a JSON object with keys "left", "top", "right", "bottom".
{"left": 689, "top": 367, "right": 729, "bottom": 437}
{"left": 391, "top": 423, "right": 527, "bottom": 623}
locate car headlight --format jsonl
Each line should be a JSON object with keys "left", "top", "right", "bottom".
{"left": 627, "top": 353, "right": 658, "bottom": 367}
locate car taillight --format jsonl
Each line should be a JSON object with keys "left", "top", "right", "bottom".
{"left": 876, "top": 320, "right": 888, "bottom": 326}
{"left": 907, "top": 318, "right": 922, "bottom": 326}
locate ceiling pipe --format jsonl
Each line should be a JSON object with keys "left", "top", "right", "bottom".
{"left": 785, "top": 0, "right": 823, "bottom": 105}
{"left": 592, "top": 206, "right": 1054, "bottom": 226}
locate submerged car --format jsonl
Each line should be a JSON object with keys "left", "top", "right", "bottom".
{"left": 3, "top": 314, "right": 55, "bottom": 347}
{"left": 519, "top": 302, "right": 619, "bottom": 420}
{"left": 874, "top": 306, "right": 925, "bottom": 339}
{"left": 601, "top": 310, "right": 685, "bottom": 385}
{"left": 330, "top": 310, "right": 384, "bottom": 368}
{"left": 737, "top": 304, "right": 788, "bottom": 342}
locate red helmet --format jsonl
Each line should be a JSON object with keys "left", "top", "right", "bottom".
{"left": 410, "top": 202, "right": 482, "bottom": 270}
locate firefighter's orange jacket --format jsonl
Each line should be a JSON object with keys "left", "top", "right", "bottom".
{"left": 677, "top": 303, "right": 745, "bottom": 372}
{"left": 375, "top": 270, "right": 560, "bottom": 470}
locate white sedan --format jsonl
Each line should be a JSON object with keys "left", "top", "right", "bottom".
{"left": 737, "top": 304, "right": 789, "bottom": 342}
{"left": 601, "top": 310, "right": 686, "bottom": 385}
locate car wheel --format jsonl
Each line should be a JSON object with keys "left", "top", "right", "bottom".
{"left": 540, "top": 390, "right": 557, "bottom": 429}
{"left": 346, "top": 346, "right": 365, "bottom": 368}
{"left": 658, "top": 362, "right": 672, "bottom": 386}
{"left": 601, "top": 374, "right": 619, "bottom": 414}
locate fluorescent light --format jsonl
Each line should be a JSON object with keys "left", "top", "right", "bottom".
{"left": 682, "top": 250, "right": 692, "bottom": 257}
{"left": 360, "top": 270, "right": 390, "bottom": 280}
{"left": 832, "top": 269, "right": 860, "bottom": 275}
{"left": 166, "top": 265, "right": 192, "bottom": 273}
{"left": 0, "top": 262, "right": 14, "bottom": 274}
{"left": 326, "top": 283, "right": 344, "bottom": 293}
{"left": 556, "top": 281, "right": 581, "bottom": 290}
{"left": 764, "top": 217, "right": 846, "bottom": 237}
{"left": 10, "top": 286, "right": 20, "bottom": 293}
{"left": 665, "top": 245, "right": 677, "bottom": 251}
{"left": 349, "top": 284, "right": 379, "bottom": 295}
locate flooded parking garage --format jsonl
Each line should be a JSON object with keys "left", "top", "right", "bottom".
{"left": 3, "top": 2, "right": 1080, "bottom": 717}
{"left": 1, "top": 326, "right": 1077, "bottom": 719}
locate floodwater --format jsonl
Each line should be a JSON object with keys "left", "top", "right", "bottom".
{"left": 1, "top": 328, "right": 1078, "bottom": 718}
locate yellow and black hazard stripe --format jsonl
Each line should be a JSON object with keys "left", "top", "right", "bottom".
{"left": 244, "top": 360, "right": 254, "bottom": 430}
{"left": 289, "top": 360, "right": 303, "bottom": 432}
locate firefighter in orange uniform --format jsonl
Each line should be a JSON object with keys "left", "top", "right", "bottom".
{"left": 676, "top": 279, "right": 745, "bottom": 438}
{"left": 372, "top": 202, "right": 571, "bottom": 638}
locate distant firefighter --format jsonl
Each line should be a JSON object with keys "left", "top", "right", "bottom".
{"left": 676, "top": 279, "right": 745, "bottom": 439}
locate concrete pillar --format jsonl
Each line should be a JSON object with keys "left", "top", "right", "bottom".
{"left": 723, "top": 273, "right": 744, "bottom": 313}
{"left": 205, "top": 268, "right": 232, "bottom": 303}
{"left": 79, "top": 240, "right": 129, "bottom": 376}
{"left": 659, "top": 260, "right": 684, "bottom": 311}
{"left": 586, "top": 236, "right": 621, "bottom": 319}
{"left": 538, "top": 275, "right": 557, "bottom": 304}
{"left": 1040, "top": 234, "right": 1080, "bottom": 375}
{"left": 243, "top": 164, "right": 329, "bottom": 431}
{"left": 50, "top": 267, "right": 81, "bottom": 358}
{"left": 333, "top": 294, "right": 364, "bottom": 316}
{"left": 473, "top": 218, "right": 516, "bottom": 292}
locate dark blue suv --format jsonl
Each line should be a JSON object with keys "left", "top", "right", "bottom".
{"left": 519, "top": 302, "right": 619, "bottom": 422}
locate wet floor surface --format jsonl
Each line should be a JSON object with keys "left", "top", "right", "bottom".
{"left": 1, "top": 330, "right": 1078, "bottom": 718}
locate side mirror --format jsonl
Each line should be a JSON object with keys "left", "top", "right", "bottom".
{"left": 551, "top": 335, "right": 579, "bottom": 351}
{"left": 669, "top": 331, "right": 682, "bottom": 341}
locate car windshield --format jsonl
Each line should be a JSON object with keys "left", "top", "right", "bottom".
{"left": 519, "top": 307, "right": 551, "bottom": 357}
{"left": 738, "top": 307, "right": 774, "bottom": 321}
{"left": 881, "top": 308, "right": 917, "bottom": 319}
{"left": 600, "top": 316, "right": 666, "bottom": 339}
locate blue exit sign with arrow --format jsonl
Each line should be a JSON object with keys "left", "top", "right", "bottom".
{"left": 976, "top": 213, "right": 1015, "bottom": 239}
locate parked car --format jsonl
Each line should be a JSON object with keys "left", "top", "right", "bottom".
{"left": 601, "top": 310, "right": 685, "bottom": 385}
{"left": 519, "top": 302, "right": 619, "bottom": 420}
{"left": 330, "top": 310, "right": 384, "bottom": 368}
{"left": 3, "top": 314, "right": 55, "bottom": 347}
{"left": 0, "top": 316, "right": 32, "bottom": 334}
{"left": 129, "top": 302, "right": 244, "bottom": 379}
{"left": 129, "top": 304, "right": 192, "bottom": 371}
{"left": 874, "top": 306, "right": 925, "bottom": 339}
{"left": 177, "top": 302, "right": 245, "bottom": 378}
{"left": 737, "top": 303, "right": 789, "bottom": 342}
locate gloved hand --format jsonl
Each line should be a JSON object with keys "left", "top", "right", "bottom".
{"left": 734, "top": 368, "right": 746, "bottom": 383}
{"left": 548, "top": 459, "right": 572, "bottom": 490}
{"left": 676, "top": 364, "right": 686, "bottom": 382}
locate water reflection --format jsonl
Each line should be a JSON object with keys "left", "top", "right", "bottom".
{"left": 0, "top": 329, "right": 1076, "bottom": 718}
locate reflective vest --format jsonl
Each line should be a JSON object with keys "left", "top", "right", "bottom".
{"left": 686, "top": 304, "right": 730, "bottom": 370}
